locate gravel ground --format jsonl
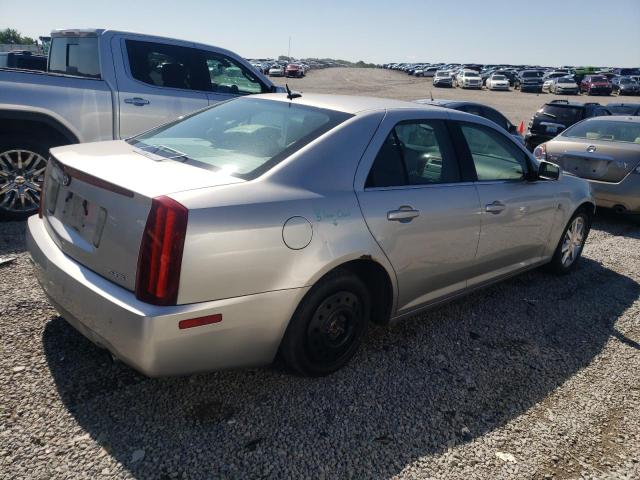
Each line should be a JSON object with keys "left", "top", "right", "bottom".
{"left": 1, "top": 68, "right": 639, "bottom": 480}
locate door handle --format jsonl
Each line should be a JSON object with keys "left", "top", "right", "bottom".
{"left": 387, "top": 206, "right": 420, "bottom": 222}
{"left": 485, "top": 201, "right": 506, "bottom": 214}
{"left": 124, "top": 97, "right": 150, "bottom": 106}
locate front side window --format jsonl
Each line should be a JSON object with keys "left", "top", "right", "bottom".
{"left": 128, "top": 98, "right": 351, "bottom": 179}
{"left": 49, "top": 36, "right": 100, "bottom": 78}
{"left": 460, "top": 123, "right": 527, "bottom": 181}
{"left": 366, "top": 120, "right": 460, "bottom": 188}
{"left": 204, "top": 54, "right": 266, "bottom": 95}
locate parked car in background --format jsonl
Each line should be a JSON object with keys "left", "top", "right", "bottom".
{"left": 534, "top": 116, "right": 640, "bottom": 215}
{"left": 456, "top": 70, "right": 482, "bottom": 89}
{"left": 606, "top": 103, "right": 640, "bottom": 115}
{"left": 432, "top": 70, "right": 453, "bottom": 87}
{"left": 580, "top": 75, "right": 613, "bottom": 96}
{"left": 414, "top": 99, "right": 523, "bottom": 143}
{"left": 542, "top": 78, "right": 555, "bottom": 93}
{"left": 416, "top": 66, "right": 439, "bottom": 78}
{"left": 285, "top": 64, "right": 304, "bottom": 78}
{"left": 515, "top": 70, "right": 544, "bottom": 92}
{"left": 524, "top": 100, "right": 611, "bottom": 150}
{"left": 549, "top": 76, "right": 579, "bottom": 95}
{"left": 611, "top": 76, "right": 640, "bottom": 96}
{"left": 268, "top": 65, "right": 285, "bottom": 77}
{"left": 486, "top": 74, "right": 510, "bottom": 90}
{"left": 0, "top": 28, "right": 281, "bottom": 218}
{"left": 27, "top": 93, "right": 594, "bottom": 377}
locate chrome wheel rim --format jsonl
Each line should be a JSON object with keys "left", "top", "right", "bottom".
{"left": 0, "top": 149, "right": 47, "bottom": 213}
{"left": 561, "top": 216, "right": 586, "bottom": 267}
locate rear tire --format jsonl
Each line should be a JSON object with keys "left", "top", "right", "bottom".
{"left": 280, "top": 269, "right": 370, "bottom": 376}
{"left": 545, "top": 209, "right": 591, "bottom": 275}
{"left": 0, "top": 137, "right": 52, "bottom": 220}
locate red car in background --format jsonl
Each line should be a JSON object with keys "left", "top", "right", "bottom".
{"left": 580, "top": 75, "right": 613, "bottom": 96}
{"left": 285, "top": 63, "right": 304, "bottom": 78}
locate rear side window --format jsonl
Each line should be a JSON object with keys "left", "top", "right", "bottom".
{"left": 459, "top": 123, "right": 527, "bottom": 181}
{"left": 49, "top": 37, "right": 100, "bottom": 78}
{"left": 366, "top": 120, "right": 460, "bottom": 188}
{"left": 126, "top": 40, "right": 205, "bottom": 90}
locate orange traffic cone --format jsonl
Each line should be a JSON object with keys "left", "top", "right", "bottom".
{"left": 517, "top": 120, "right": 525, "bottom": 135}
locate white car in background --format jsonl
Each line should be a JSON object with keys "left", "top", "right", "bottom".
{"left": 542, "top": 79, "right": 555, "bottom": 93}
{"left": 456, "top": 70, "right": 482, "bottom": 89}
{"left": 486, "top": 74, "right": 510, "bottom": 91}
{"left": 268, "top": 65, "right": 285, "bottom": 77}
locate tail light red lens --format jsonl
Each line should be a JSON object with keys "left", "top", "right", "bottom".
{"left": 136, "top": 196, "right": 188, "bottom": 306}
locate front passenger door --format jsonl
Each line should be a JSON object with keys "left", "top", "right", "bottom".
{"left": 356, "top": 118, "right": 481, "bottom": 314}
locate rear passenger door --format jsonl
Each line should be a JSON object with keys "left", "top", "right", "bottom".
{"left": 355, "top": 114, "right": 481, "bottom": 314}
{"left": 113, "top": 37, "right": 210, "bottom": 138}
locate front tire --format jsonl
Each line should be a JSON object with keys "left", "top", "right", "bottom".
{"left": 546, "top": 210, "right": 591, "bottom": 275}
{"left": 280, "top": 270, "right": 370, "bottom": 376}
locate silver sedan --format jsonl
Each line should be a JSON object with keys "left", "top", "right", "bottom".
{"left": 27, "top": 94, "right": 595, "bottom": 377}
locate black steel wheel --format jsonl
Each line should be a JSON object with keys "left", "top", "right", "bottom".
{"left": 280, "top": 270, "right": 370, "bottom": 376}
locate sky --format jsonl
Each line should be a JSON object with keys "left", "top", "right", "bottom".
{"left": 1, "top": 0, "right": 639, "bottom": 66}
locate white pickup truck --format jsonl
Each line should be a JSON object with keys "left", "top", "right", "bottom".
{"left": 0, "top": 28, "right": 281, "bottom": 217}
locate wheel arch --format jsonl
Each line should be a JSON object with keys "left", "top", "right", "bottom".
{"left": 0, "top": 109, "right": 80, "bottom": 147}
{"left": 305, "top": 256, "right": 396, "bottom": 326}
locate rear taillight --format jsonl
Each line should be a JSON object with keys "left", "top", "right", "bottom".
{"left": 136, "top": 196, "right": 188, "bottom": 306}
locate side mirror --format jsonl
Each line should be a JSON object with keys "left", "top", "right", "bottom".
{"left": 508, "top": 124, "right": 518, "bottom": 134}
{"left": 537, "top": 160, "right": 560, "bottom": 181}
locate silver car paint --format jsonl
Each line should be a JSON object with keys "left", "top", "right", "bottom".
{"left": 28, "top": 94, "right": 594, "bottom": 376}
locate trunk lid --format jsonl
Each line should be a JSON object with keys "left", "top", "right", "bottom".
{"left": 547, "top": 139, "right": 640, "bottom": 183}
{"left": 43, "top": 140, "right": 243, "bottom": 291}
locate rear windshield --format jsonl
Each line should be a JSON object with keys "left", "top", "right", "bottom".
{"left": 492, "top": 75, "right": 506, "bottom": 80}
{"left": 48, "top": 36, "right": 100, "bottom": 78}
{"left": 558, "top": 77, "right": 576, "bottom": 84}
{"left": 562, "top": 119, "right": 640, "bottom": 143}
{"left": 590, "top": 76, "right": 607, "bottom": 82}
{"left": 607, "top": 105, "right": 639, "bottom": 115}
{"left": 128, "top": 98, "right": 352, "bottom": 179}
{"left": 540, "top": 105, "right": 583, "bottom": 123}
{"left": 522, "top": 71, "right": 542, "bottom": 78}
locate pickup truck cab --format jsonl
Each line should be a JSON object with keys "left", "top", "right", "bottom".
{"left": 0, "top": 28, "right": 281, "bottom": 217}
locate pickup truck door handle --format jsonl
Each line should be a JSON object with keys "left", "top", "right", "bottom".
{"left": 485, "top": 201, "right": 506, "bottom": 214}
{"left": 387, "top": 206, "right": 420, "bottom": 222}
{"left": 124, "top": 97, "right": 150, "bottom": 106}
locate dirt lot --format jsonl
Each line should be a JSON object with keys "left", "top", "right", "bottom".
{"left": 271, "top": 67, "right": 606, "bottom": 126}
{"left": 1, "top": 68, "right": 639, "bottom": 480}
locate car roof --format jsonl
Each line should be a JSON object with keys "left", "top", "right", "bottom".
{"left": 413, "top": 99, "right": 496, "bottom": 111}
{"left": 255, "top": 93, "right": 446, "bottom": 114}
{"left": 607, "top": 103, "right": 640, "bottom": 107}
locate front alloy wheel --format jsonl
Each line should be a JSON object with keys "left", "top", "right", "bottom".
{"left": 0, "top": 149, "right": 47, "bottom": 217}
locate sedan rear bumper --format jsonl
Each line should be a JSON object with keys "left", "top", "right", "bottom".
{"left": 27, "top": 216, "right": 308, "bottom": 377}
{"left": 587, "top": 174, "right": 640, "bottom": 213}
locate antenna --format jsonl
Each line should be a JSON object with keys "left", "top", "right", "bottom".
{"left": 429, "top": 90, "right": 434, "bottom": 101}
{"left": 285, "top": 83, "right": 302, "bottom": 100}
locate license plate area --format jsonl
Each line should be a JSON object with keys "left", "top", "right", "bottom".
{"left": 60, "top": 192, "right": 107, "bottom": 247}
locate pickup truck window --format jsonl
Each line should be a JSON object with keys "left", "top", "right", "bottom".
{"left": 49, "top": 37, "right": 100, "bottom": 78}
{"left": 127, "top": 40, "right": 201, "bottom": 90}
{"left": 204, "top": 55, "right": 265, "bottom": 95}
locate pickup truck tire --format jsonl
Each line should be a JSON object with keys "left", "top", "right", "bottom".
{"left": 0, "top": 136, "right": 51, "bottom": 219}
